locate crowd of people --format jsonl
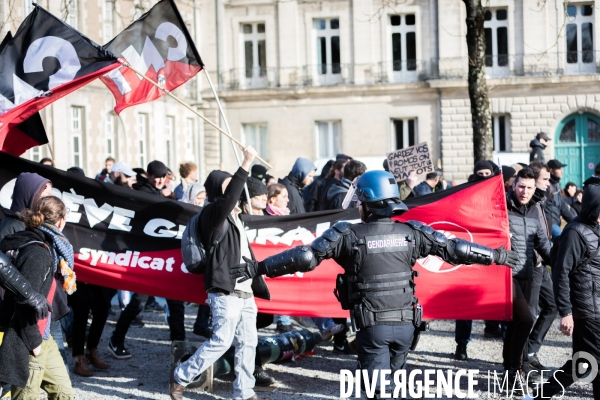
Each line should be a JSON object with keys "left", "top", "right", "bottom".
{"left": 0, "top": 132, "right": 598, "bottom": 399}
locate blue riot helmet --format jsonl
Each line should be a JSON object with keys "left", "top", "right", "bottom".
{"left": 356, "top": 170, "right": 408, "bottom": 217}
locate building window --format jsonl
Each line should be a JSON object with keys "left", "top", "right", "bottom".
{"left": 185, "top": 118, "right": 194, "bottom": 161}
{"left": 243, "top": 123, "right": 268, "bottom": 161}
{"left": 66, "top": 0, "right": 78, "bottom": 29}
{"left": 137, "top": 113, "right": 148, "bottom": 168}
{"left": 242, "top": 23, "right": 267, "bottom": 87}
{"left": 102, "top": 0, "right": 114, "bottom": 44}
{"left": 70, "top": 106, "right": 84, "bottom": 168}
{"left": 315, "top": 18, "right": 341, "bottom": 82}
{"left": 492, "top": 115, "right": 510, "bottom": 152}
{"left": 105, "top": 113, "right": 115, "bottom": 157}
{"left": 23, "top": 0, "right": 33, "bottom": 16}
{"left": 390, "top": 14, "right": 417, "bottom": 74}
{"left": 71, "top": 134, "right": 81, "bottom": 167}
{"left": 316, "top": 121, "right": 341, "bottom": 159}
{"left": 165, "top": 116, "right": 175, "bottom": 168}
{"left": 565, "top": 4, "right": 594, "bottom": 73}
{"left": 71, "top": 106, "right": 82, "bottom": 130}
{"left": 484, "top": 9, "right": 508, "bottom": 76}
{"left": 392, "top": 119, "right": 417, "bottom": 150}
{"left": 30, "top": 146, "right": 41, "bottom": 163}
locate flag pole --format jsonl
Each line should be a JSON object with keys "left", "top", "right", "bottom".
{"left": 46, "top": 143, "right": 54, "bottom": 160}
{"left": 117, "top": 60, "right": 273, "bottom": 170}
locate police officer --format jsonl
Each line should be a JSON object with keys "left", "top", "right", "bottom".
{"left": 0, "top": 251, "right": 50, "bottom": 323}
{"left": 231, "top": 170, "right": 519, "bottom": 397}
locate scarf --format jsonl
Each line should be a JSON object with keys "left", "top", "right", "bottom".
{"left": 39, "top": 223, "right": 77, "bottom": 294}
{"left": 266, "top": 204, "right": 290, "bottom": 216}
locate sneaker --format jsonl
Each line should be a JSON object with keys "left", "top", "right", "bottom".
{"left": 73, "top": 355, "right": 93, "bottom": 377}
{"left": 108, "top": 340, "right": 132, "bottom": 360}
{"left": 321, "top": 323, "right": 345, "bottom": 341}
{"left": 454, "top": 344, "right": 468, "bottom": 360}
{"left": 131, "top": 315, "right": 145, "bottom": 328}
{"left": 333, "top": 339, "right": 357, "bottom": 354}
{"left": 276, "top": 323, "right": 293, "bottom": 333}
{"left": 253, "top": 369, "right": 277, "bottom": 387}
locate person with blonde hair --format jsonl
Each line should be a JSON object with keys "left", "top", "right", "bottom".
{"left": 0, "top": 196, "right": 75, "bottom": 400}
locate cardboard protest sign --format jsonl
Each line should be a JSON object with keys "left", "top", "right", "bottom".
{"left": 386, "top": 142, "right": 434, "bottom": 181}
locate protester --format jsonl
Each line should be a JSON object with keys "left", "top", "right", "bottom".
{"left": 502, "top": 167, "right": 552, "bottom": 388}
{"left": 180, "top": 182, "right": 206, "bottom": 206}
{"left": 323, "top": 160, "right": 367, "bottom": 210}
{"left": 534, "top": 182, "right": 600, "bottom": 398}
{"left": 562, "top": 181, "right": 577, "bottom": 206}
{"left": 95, "top": 157, "right": 115, "bottom": 181}
{"left": 251, "top": 164, "right": 268, "bottom": 182}
{"left": 413, "top": 169, "right": 442, "bottom": 196}
{"left": 303, "top": 160, "right": 333, "bottom": 212}
{"left": 231, "top": 170, "right": 518, "bottom": 397}
{"left": 502, "top": 166, "right": 517, "bottom": 191}
{"left": 315, "top": 159, "right": 348, "bottom": 211}
{"left": 530, "top": 132, "right": 550, "bottom": 163}
{"left": 264, "top": 174, "right": 277, "bottom": 187}
{"left": 572, "top": 189, "right": 583, "bottom": 215}
{"left": 133, "top": 161, "right": 168, "bottom": 195}
{"left": 169, "top": 146, "right": 273, "bottom": 400}
{"left": 265, "top": 183, "right": 290, "bottom": 216}
{"left": 104, "top": 162, "right": 136, "bottom": 188}
{"left": 240, "top": 177, "right": 268, "bottom": 216}
{"left": 545, "top": 159, "right": 576, "bottom": 241}
{"left": 474, "top": 160, "right": 494, "bottom": 178}
{"left": 279, "top": 157, "right": 317, "bottom": 214}
{"left": 174, "top": 162, "right": 198, "bottom": 200}
{"left": 39, "top": 158, "right": 54, "bottom": 167}
{"left": 511, "top": 163, "right": 524, "bottom": 174}
{"left": 0, "top": 196, "right": 74, "bottom": 399}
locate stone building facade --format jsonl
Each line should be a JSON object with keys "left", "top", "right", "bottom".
{"left": 3, "top": 0, "right": 600, "bottom": 186}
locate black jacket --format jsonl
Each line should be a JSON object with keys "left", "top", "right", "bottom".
{"left": 279, "top": 176, "right": 305, "bottom": 215}
{"left": 133, "top": 175, "right": 161, "bottom": 195}
{"left": 199, "top": 167, "right": 269, "bottom": 300}
{"left": 0, "top": 212, "right": 26, "bottom": 242}
{"left": 0, "top": 229, "right": 54, "bottom": 388}
{"left": 323, "top": 178, "right": 351, "bottom": 210}
{"left": 553, "top": 183, "right": 600, "bottom": 319}
{"left": 544, "top": 175, "right": 576, "bottom": 228}
{"left": 529, "top": 139, "right": 546, "bottom": 163}
{"left": 506, "top": 191, "right": 552, "bottom": 279}
{"left": 303, "top": 176, "right": 325, "bottom": 212}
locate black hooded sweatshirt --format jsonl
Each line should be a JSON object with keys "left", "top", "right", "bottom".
{"left": 199, "top": 168, "right": 269, "bottom": 299}
{"left": 553, "top": 183, "right": 600, "bottom": 319}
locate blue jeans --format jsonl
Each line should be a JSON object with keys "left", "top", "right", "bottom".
{"left": 175, "top": 293, "right": 258, "bottom": 400}
{"left": 312, "top": 317, "right": 337, "bottom": 333}
{"left": 277, "top": 316, "right": 291, "bottom": 325}
{"left": 551, "top": 223, "right": 562, "bottom": 244}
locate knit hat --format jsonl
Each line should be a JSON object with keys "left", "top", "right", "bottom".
{"left": 474, "top": 160, "right": 494, "bottom": 174}
{"left": 501, "top": 166, "right": 516, "bottom": 183}
{"left": 242, "top": 176, "right": 268, "bottom": 202}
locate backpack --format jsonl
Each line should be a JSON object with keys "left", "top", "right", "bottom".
{"left": 549, "top": 227, "right": 600, "bottom": 276}
{"left": 181, "top": 209, "right": 227, "bottom": 275}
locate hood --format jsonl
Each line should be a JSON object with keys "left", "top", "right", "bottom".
{"left": 289, "top": 157, "right": 316, "bottom": 186}
{"left": 530, "top": 139, "right": 546, "bottom": 150}
{"left": 584, "top": 176, "right": 600, "bottom": 187}
{"left": 580, "top": 183, "right": 600, "bottom": 227}
{"left": 0, "top": 228, "right": 48, "bottom": 253}
{"left": 180, "top": 182, "right": 206, "bottom": 205}
{"left": 204, "top": 170, "right": 232, "bottom": 202}
{"left": 10, "top": 172, "right": 50, "bottom": 212}
{"left": 327, "top": 178, "right": 351, "bottom": 201}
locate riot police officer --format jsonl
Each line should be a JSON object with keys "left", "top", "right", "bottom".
{"left": 0, "top": 251, "right": 51, "bottom": 323}
{"left": 231, "top": 170, "right": 519, "bottom": 397}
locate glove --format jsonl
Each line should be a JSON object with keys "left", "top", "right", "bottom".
{"left": 230, "top": 256, "right": 266, "bottom": 283}
{"left": 493, "top": 246, "right": 519, "bottom": 269}
{"left": 19, "top": 291, "right": 52, "bottom": 323}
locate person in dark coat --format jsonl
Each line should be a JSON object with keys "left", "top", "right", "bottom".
{"left": 534, "top": 182, "right": 600, "bottom": 398}
{"left": 413, "top": 169, "right": 441, "bottom": 196}
{"left": 0, "top": 196, "right": 74, "bottom": 398}
{"left": 302, "top": 160, "right": 333, "bottom": 212}
{"left": 278, "top": 157, "right": 317, "bottom": 214}
{"left": 572, "top": 189, "right": 583, "bottom": 215}
{"left": 323, "top": 160, "right": 367, "bottom": 210}
{"left": 530, "top": 132, "right": 550, "bottom": 163}
{"left": 132, "top": 160, "right": 169, "bottom": 195}
{"left": 562, "top": 181, "right": 577, "bottom": 207}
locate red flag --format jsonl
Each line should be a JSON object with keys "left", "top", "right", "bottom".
{"left": 100, "top": 0, "right": 204, "bottom": 114}
{"left": 0, "top": 6, "right": 119, "bottom": 148}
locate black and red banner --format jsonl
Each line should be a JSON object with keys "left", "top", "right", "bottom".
{"left": 0, "top": 32, "right": 48, "bottom": 155}
{"left": 101, "top": 0, "right": 204, "bottom": 114}
{"left": 0, "top": 5, "right": 118, "bottom": 147}
{"left": 0, "top": 152, "right": 511, "bottom": 320}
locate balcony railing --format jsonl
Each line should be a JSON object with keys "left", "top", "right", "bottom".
{"left": 217, "top": 51, "right": 600, "bottom": 90}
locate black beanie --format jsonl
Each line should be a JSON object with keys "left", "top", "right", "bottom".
{"left": 474, "top": 160, "right": 494, "bottom": 174}
{"left": 501, "top": 166, "right": 516, "bottom": 183}
{"left": 242, "top": 176, "right": 268, "bottom": 202}
{"left": 251, "top": 164, "right": 268, "bottom": 180}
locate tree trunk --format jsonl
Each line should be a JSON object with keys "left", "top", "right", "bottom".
{"left": 463, "top": 0, "right": 492, "bottom": 163}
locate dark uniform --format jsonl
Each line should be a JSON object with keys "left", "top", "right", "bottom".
{"left": 231, "top": 170, "right": 518, "bottom": 397}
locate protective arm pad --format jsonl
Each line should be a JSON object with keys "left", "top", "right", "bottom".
{"left": 0, "top": 251, "right": 34, "bottom": 301}
{"left": 448, "top": 239, "right": 495, "bottom": 266}
{"left": 261, "top": 246, "right": 318, "bottom": 278}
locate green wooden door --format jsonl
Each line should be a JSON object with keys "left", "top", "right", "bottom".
{"left": 555, "top": 113, "right": 600, "bottom": 186}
